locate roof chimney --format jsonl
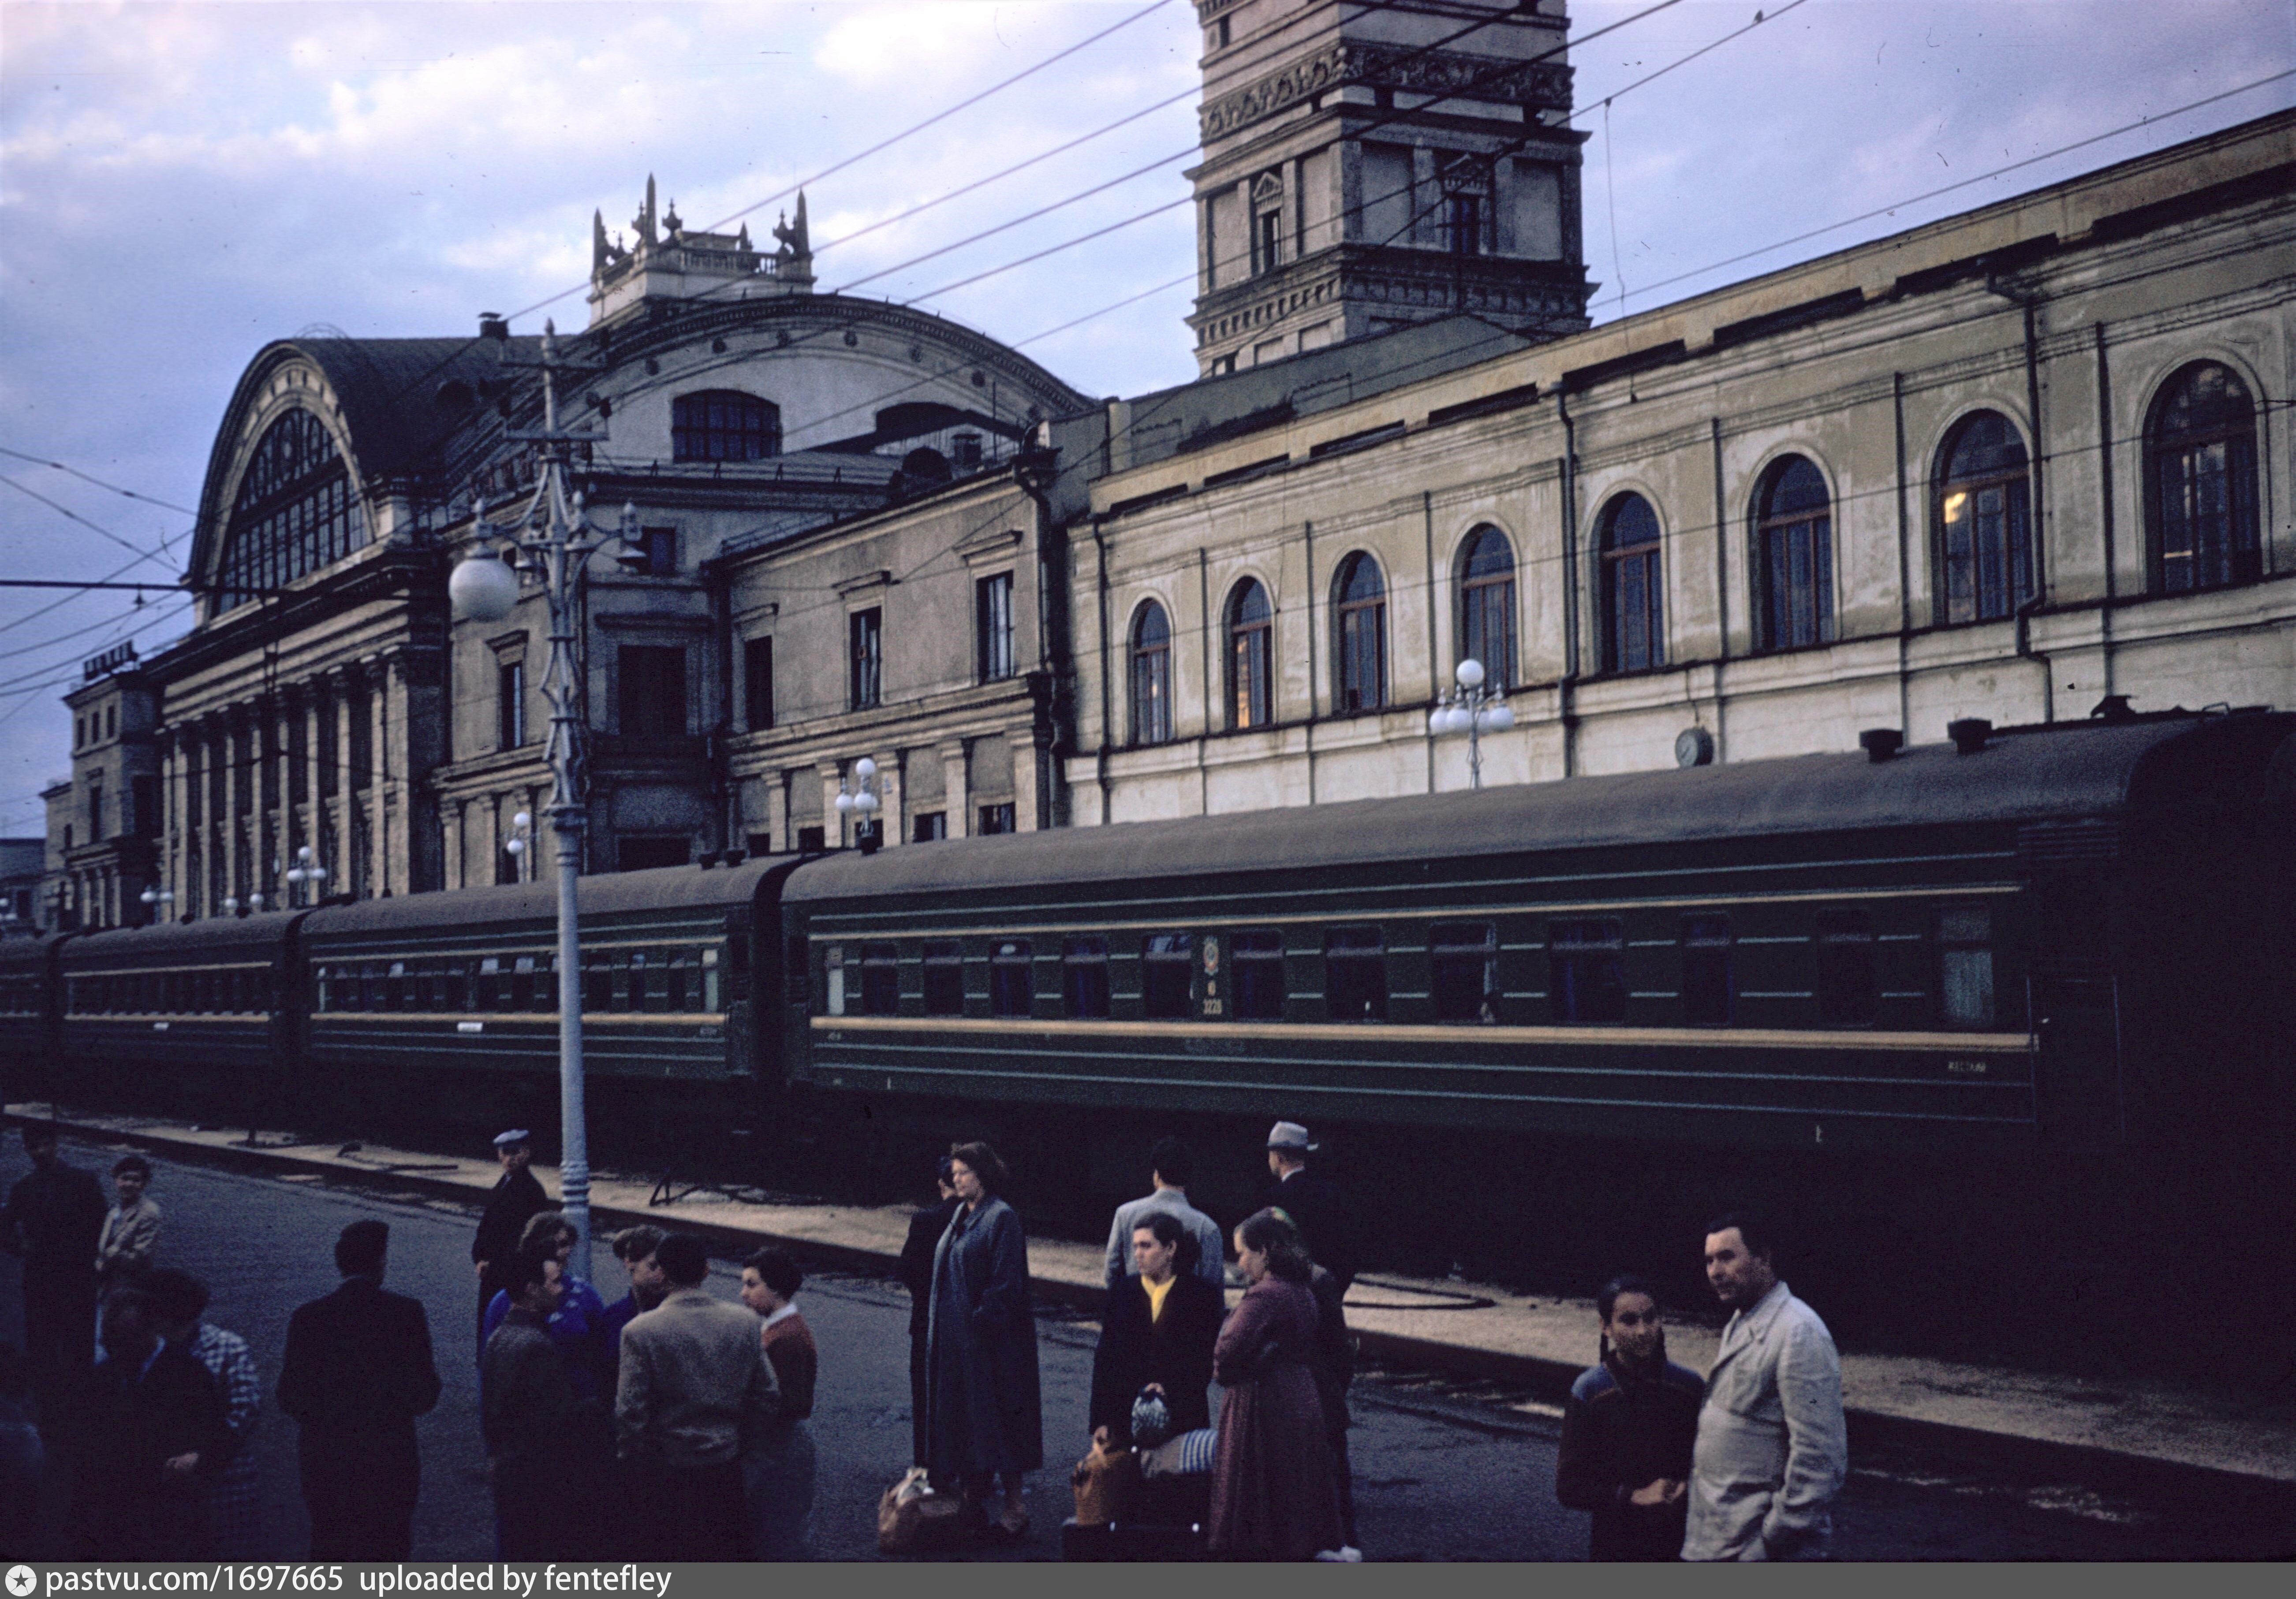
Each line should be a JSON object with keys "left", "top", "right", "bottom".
{"left": 478, "top": 312, "right": 509, "bottom": 342}
{"left": 1947, "top": 718, "right": 1993, "bottom": 755}
{"left": 1859, "top": 728, "right": 1904, "bottom": 763}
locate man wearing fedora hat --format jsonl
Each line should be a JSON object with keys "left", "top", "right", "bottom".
{"left": 1265, "top": 1122, "right": 1358, "bottom": 1293}
{"left": 473, "top": 1130, "right": 551, "bottom": 1356}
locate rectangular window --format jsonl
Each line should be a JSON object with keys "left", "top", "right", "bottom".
{"left": 508, "top": 954, "right": 534, "bottom": 1011}
{"left": 922, "top": 941, "right": 965, "bottom": 1016}
{"left": 1448, "top": 194, "right": 1483, "bottom": 256}
{"left": 743, "top": 637, "right": 774, "bottom": 732}
{"left": 637, "top": 526, "right": 677, "bottom": 577}
{"left": 849, "top": 608, "right": 882, "bottom": 709}
{"left": 1232, "top": 929, "right": 1286, "bottom": 1019}
{"left": 1939, "top": 906, "right": 1995, "bottom": 1028}
{"left": 618, "top": 646, "right": 688, "bottom": 739}
{"left": 912, "top": 811, "right": 946, "bottom": 842}
{"left": 1324, "top": 926, "right": 1387, "bottom": 1022}
{"left": 989, "top": 939, "right": 1033, "bottom": 1018}
{"left": 797, "top": 824, "right": 826, "bottom": 854}
{"left": 1682, "top": 915, "right": 1735, "bottom": 1026}
{"left": 498, "top": 663, "right": 526, "bottom": 752}
{"left": 978, "top": 803, "right": 1015, "bottom": 836}
{"left": 1817, "top": 909, "right": 1878, "bottom": 1026}
{"left": 475, "top": 956, "right": 500, "bottom": 1013}
{"left": 1256, "top": 209, "right": 1281, "bottom": 274}
{"left": 1549, "top": 920, "right": 1626, "bottom": 1023}
{"left": 823, "top": 946, "right": 844, "bottom": 1017}
{"left": 444, "top": 961, "right": 469, "bottom": 1013}
{"left": 1063, "top": 936, "right": 1110, "bottom": 1019}
{"left": 701, "top": 947, "right": 721, "bottom": 1013}
{"left": 1430, "top": 921, "right": 1497, "bottom": 1023}
{"left": 860, "top": 943, "right": 900, "bottom": 1016}
{"left": 1142, "top": 933, "right": 1195, "bottom": 1019}
{"left": 976, "top": 573, "right": 1015, "bottom": 682}
{"left": 665, "top": 950, "right": 691, "bottom": 1013}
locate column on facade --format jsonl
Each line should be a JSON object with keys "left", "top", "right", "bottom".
{"left": 328, "top": 667, "right": 357, "bottom": 900}
{"left": 938, "top": 742, "right": 971, "bottom": 840}
{"left": 362, "top": 656, "right": 388, "bottom": 898}
{"left": 299, "top": 685, "right": 326, "bottom": 895}
{"left": 159, "top": 730, "right": 185, "bottom": 916}
{"left": 817, "top": 762, "right": 846, "bottom": 850}
{"left": 380, "top": 650, "right": 410, "bottom": 898}
{"left": 219, "top": 706, "right": 246, "bottom": 910}
{"left": 1007, "top": 725, "right": 1047, "bottom": 833}
{"left": 876, "top": 751, "right": 904, "bottom": 848}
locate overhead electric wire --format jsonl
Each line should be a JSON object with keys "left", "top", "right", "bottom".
{"left": 0, "top": 446, "right": 199, "bottom": 516}
{"left": 0, "top": 474, "right": 177, "bottom": 563}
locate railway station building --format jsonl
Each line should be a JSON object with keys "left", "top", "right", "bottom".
{"left": 58, "top": 0, "right": 2294, "bottom": 918}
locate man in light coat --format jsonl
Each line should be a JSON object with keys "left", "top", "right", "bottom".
{"left": 1103, "top": 1137, "right": 1225, "bottom": 1290}
{"left": 1680, "top": 1213, "right": 1845, "bottom": 1561}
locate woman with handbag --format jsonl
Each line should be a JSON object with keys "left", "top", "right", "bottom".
{"left": 1206, "top": 1209, "right": 1344, "bottom": 1561}
{"left": 925, "top": 1142, "right": 1043, "bottom": 1544}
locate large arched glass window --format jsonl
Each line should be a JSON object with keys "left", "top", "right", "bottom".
{"left": 1755, "top": 456, "right": 1834, "bottom": 651}
{"left": 2147, "top": 362, "right": 2259, "bottom": 593}
{"left": 672, "top": 390, "right": 781, "bottom": 461}
{"left": 1934, "top": 413, "right": 2033, "bottom": 624}
{"left": 215, "top": 410, "right": 367, "bottom": 615}
{"left": 1130, "top": 601, "right": 1172, "bottom": 746}
{"left": 1333, "top": 554, "right": 1387, "bottom": 713}
{"left": 1226, "top": 579, "right": 1273, "bottom": 730}
{"left": 1599, "top": 495, "right": 1663, "bottom": 673}
{"left": 1457, "top": 526, "right": 1516, "bottom": 688}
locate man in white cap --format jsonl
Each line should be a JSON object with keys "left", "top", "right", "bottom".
{"left": 473, "top": 1130, "right": 551, "bottom": 1355}
{"left": 1266, "top": 1122, "right": 1357, "bottom": 1292}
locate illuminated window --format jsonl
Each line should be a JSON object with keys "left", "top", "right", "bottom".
{"left": 1131, "top": 601, "right": 1172, "bottom": 745}
{"left": 1226, "top": 581, "right": 1273, "bottom": 729}
{"left": 1934, "top": 414, "right": 2032, "bottom": 625}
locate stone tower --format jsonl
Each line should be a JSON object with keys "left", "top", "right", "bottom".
{"left": 1188, "top": 0, "right": 1590, "bottom": 375}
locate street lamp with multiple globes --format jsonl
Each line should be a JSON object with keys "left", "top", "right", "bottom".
{"left": 447, "top": 318, "right": 641, "bottom": 1271}
{"left": 834, "top": 757, "right": 884, "bottom": 854}
{"left": 1429, "top": 657, "right": 1515, "bottom": 790}
{"left": 283, "top": 844, "right": 329, "bottom": 906}
{"left": 137, "top": 882, "right": 175, "bottom": 922}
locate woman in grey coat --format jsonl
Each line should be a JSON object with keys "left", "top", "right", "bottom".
{"left": 926, "top": 1142, "right": 1042, "bottom": 1543}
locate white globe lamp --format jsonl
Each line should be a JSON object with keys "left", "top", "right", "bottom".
{"left": 449, "top": 551, "right": 520, "bottom": 623}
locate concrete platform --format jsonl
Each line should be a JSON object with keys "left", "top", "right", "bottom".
{"left": 13, "top": 1101, "right": 2293, "bottom": 1496}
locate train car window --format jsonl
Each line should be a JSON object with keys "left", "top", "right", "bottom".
{"left": 1549, "top": 920, "right": 1626, "bottom": 1023}
{"left": 1232, "top": 930, "right": 1286, "bottom": 1019}
{"left": 510, "top": 955, "right": 536, "bottom": 1011}
{"left": 1324, "top": 927, "right": 1388, "bottom": 1022}
{"left": 824, "top": 947, "right": 845, "bottom": 1017}
{"left": 1063, "top": 937, "right": 1111, "bottom": 1019}
{"left": 478, "top": 956, "right": 503, "bottom": 1012}
{"left": 702, "top": 947, "right": 721, "bottom": 1012}
{"left": 254, "top": 970, "right": 274, "bottom": 1014}
{"left": 582, "top": 955, "right": 610, "bottom": 1014}
{"left": 442, "top": 961, "right": 468, "bottom": 1013}
{"left": 1939, "top": 906, "right": 1995, "bottom": 1028}
{"left": 990, "top": 941, "right": 1034, "bottom": 1018}
{"left": 384, "top": 962, "right": 406, "bottom": 1011}
{"left": 860, "top": 945, "right": 900, "bottom": 1016}
{"left": 1817, "top": 909, "right": 1878, "bottom": 1026}
{"left": 1682, "top": 915, "right": 1735, "bottom": 1025}
{"left": 664, "top": 951, "right": 689, "bottom": 1012}
{"left": 1141, "top": 934, "right": 1195, "bottom": 1019}
{"left": 638, "top": 951, "right": 668, "bottom": 1015}
{"left": 922, "top": 942, "right": 964, "bottom": 1016}
{"left": 1430, "top": 922, "right": 1497, "bottom": 1022}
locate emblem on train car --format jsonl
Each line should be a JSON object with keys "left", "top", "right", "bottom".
{"left": 1202, "top": 937, "right": 1221, "bottom": 975}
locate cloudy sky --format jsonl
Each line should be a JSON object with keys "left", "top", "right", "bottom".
{"left": 2, "top": 0, "right": 2289, "bottom": 835}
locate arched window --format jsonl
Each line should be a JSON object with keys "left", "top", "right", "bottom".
{"left": 1333, "top": 554, "right": 1387, "bottom": 713}
{"left": 1457, "top": 526, "right": 1516, "bottom": 688}
{"left": 215, "top": 410, "right": 367, "bottom": 614}
{"left": 1130, "top": 601, "right": 1172, "bottom": 746}
{"left": 1755, "top": 456, "right": 1834, "bottom": 651}
{"left": 1599, "top": 496, "right": 1663, "bottom": 673}
{"left": 1226, "top": 579, "right": 1273, "bottom": 730}
{"left": 1934, "top": 413, "right": 2033, "bottom": 624}
{"left": 672, "top": 390, "right": 780, "bottom": 461}
{"left": 2147, "top": 362, "right": 2259, "bottom": 593}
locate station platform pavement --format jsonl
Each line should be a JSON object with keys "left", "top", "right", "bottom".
{"left": 12, "top": 1101, "right": 2292, "bottom": 1500}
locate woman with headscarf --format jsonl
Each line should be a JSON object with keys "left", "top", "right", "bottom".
{"left": 925, "top": 1142, "right": 1042, "bottom": 1544}
{"left": 1207, "top": 1209, "right": 1344, "bottom": 1561}
{"left": 1554, "top": 1273, "right": 1704, "bottom": 1561}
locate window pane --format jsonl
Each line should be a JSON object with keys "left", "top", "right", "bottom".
{"left": 849, "top": 609, "right": 883, "bottom": 709}
{"left": 922, "top": 942, "right": 965, "bottom": 1016}
{"left": 1817, "top": 909, "right": 1877, "bottom": 1026}
{"left": 1682, "top": 914, "right": 1734, "bottom": 1025}
{"left": 1939, "top": 906, "right": 1995, "bottom": 1028}
{"left": 1549, "top": 919, "right": 1625, "bottom": 1023}
{"left": 1063, "top": 936, "right": 1110, "bottom": 1019}
{"left": 1142, "top": 932, "right": 1195, "bottom": 1019}
{"left": 977, "top": 573, "right": 1015, "bottom": 682}
{"left": 1324, "top": 925, "right": 1386, "bottom": 1022}
{"left": 1430, "top": 921, "right": 1496, "bottom": 1022}
{"left": 861, "top": 943, "right": 900, "bottom": 1016}
{"left": 990, "top": 940, "right": 1033, "bottom": 1017}
{"left": 1232, "top": 929, "right": 1286, "bottom": 1019}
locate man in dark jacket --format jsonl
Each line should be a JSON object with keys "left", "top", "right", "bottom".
{"left": 1307, "top": 1262, "right": 1359, "bottom": 1553}
{"left": 75, "top": 1290, "right": 228, "bottom": 1560}
{"left": 1266, "top": 1122, "right": 1359, "bottom": 1292}
{"left": 472, "top": 1131, "right": 550, "bottom": 1356}
{"left": 2, "top": 1124, "right": 109, "bottom": 1409}
{"left": 1089, "top": 1212, "right": 1222, "bottom": 1441}
{"left": 1555, "top": 1275, "right": 1703, "bottom": 1561}
{"left": 484, "top": 1251, "right": 605, "bottom": 1559}
{"left": 278, "top": 1220, "right": 442, "bottom": 1560}
{"left": 898, "top": 1157, "right": 958, "bottom": 1468}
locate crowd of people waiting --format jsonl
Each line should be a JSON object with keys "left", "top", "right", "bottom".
{"left": 0, "top": 1114, "right": 1846, "bottom": 1563}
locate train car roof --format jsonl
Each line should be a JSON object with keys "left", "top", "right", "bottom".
{"left": 786, "top": 711, "right": 2294, "bottom": 905}
{"left": 56, "top": 909, "right": 302, "bottom": 965}
{"left": 299, "top": 855, "right": 791, "bottom": 939}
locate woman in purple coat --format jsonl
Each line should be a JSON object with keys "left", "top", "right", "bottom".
{"left": 1207, "top": 1209, "right": 1344, "bottom": 1561}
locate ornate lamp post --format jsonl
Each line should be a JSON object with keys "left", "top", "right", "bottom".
{"left": 1429, "top": 657, "right": 1515, "bottom": 790}
{"left": 137, "top": 881, "right": 175, "bottom": 922}
{"left": 833, "top": 757, "right": 884, "bottom": 854}
{"left": 284, "top": 844, "right": 329, "bottom": 906}
{"left": 448, "top": 319, "right": 641, "bottom": 1271}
